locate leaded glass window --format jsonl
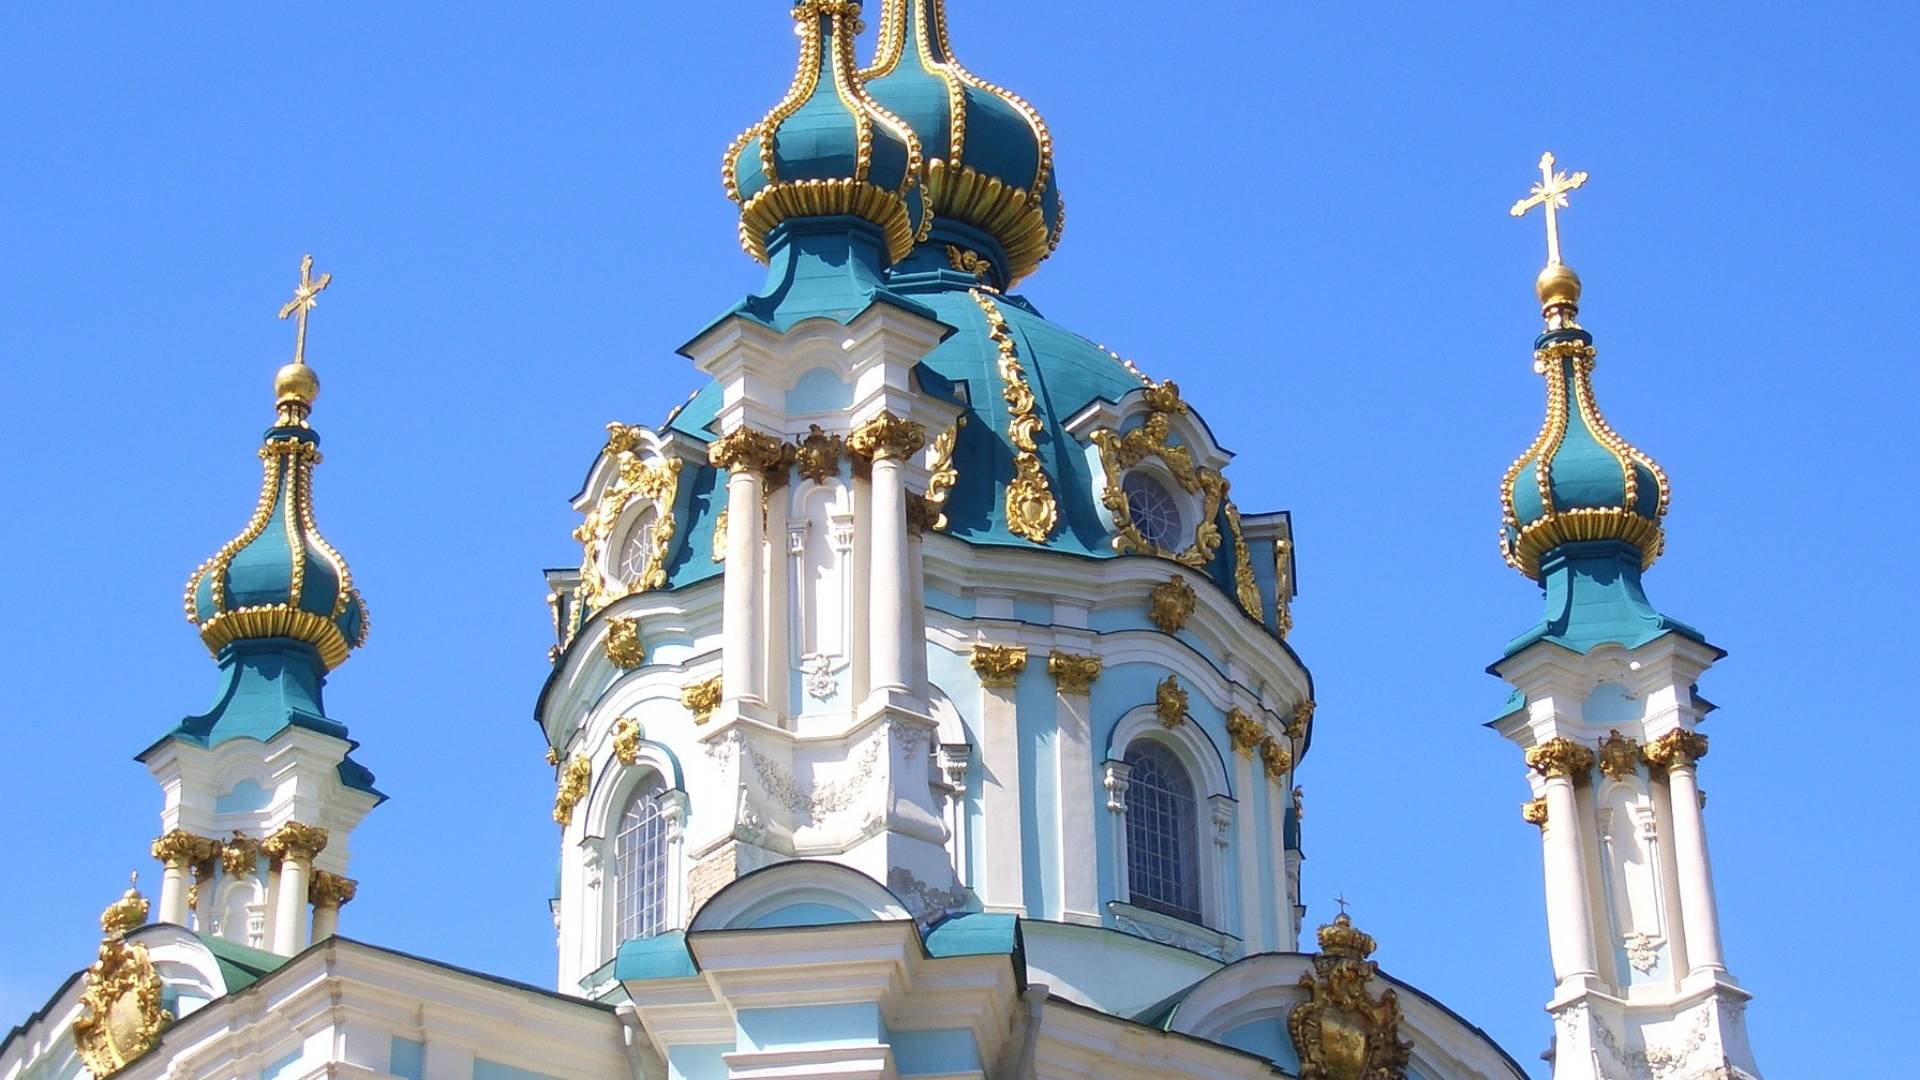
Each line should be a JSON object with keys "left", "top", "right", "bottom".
{"left": 617, "top": 511, "right": 658, "bottom": 583}
{"left": 1124, "top": 740, "right": 1202, "bottom": 923}
{"left": 615, "top": 780, "right": 669, "bottom": 942}
{"left": 1122, "top": 473, "right": 1184, "bottom": 550}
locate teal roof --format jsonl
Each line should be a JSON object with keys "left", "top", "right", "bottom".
{"left": 1500, "top": 541, "right": 1714, "bottom": 660}
{"left": 137, "top": 637, "right": 383, "bottom": 801}
{"left": 199, "top": 933, "right": 289, "bottom": 992}
{"left": 1506, "top": 332, "right": 1661, "bottom": 529}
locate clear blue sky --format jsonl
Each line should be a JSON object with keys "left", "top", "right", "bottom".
{"left": 2, "top": 3, "right": 1912, "bottom": 1074}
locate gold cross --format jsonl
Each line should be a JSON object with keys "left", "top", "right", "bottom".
{"left": 277, "top": 254, "right": 332, "bottom": 366}
{"left": 1334, "top": 892, "right": 1350, "bottom": 916}
{"left": 1508, "top": 151, "right": 1588, "bottom": 267}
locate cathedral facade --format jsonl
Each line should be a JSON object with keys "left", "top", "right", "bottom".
{"left": 1, "top": 4, "right": 1761, "bottom": 1079}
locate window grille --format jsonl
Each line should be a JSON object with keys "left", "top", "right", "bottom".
{"left": 1124, "top": 741, "right": 1202, "bottom": 923}
{"left": 615, "top": 781, "right": 669, "bottom": 942}
{"left": 1122, "top": 473, "right": 1184, "bottom": 550}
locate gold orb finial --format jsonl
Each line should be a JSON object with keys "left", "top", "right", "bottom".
{"left": 101, "top": 873, "right": 150, "bottom": 936}
{"left": 275, "top": 361, "right": 319, "bottom": 407}
{"left": 1536, "top": 262, "right": 1582, "bottom": 307}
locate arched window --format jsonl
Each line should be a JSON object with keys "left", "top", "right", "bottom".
{"left": 614, "top": 779, "right": 669, "bottom": 942}
{"left": 1124, "top": 740, "right": 1202, "bottom": 923}
{"left": 1122, "top": 472, "right": 1184, "bottom": 550}
{"left": 616, "top": 509, "right": 659, "bottom": 583}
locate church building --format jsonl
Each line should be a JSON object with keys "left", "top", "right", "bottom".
{"left": 1, "top": 3, "right": 1763, "bottom": 1079}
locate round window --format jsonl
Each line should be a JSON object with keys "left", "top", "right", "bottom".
{"left": 617, "top": 512, "right": 658, "bottom": 582}
{"left": 1122, "top": 473, "right": 1184, "bottom": 551}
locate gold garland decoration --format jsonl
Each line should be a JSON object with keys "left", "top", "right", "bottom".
{"left": 970, "top": 289, "right": 1058, "bottom": 542}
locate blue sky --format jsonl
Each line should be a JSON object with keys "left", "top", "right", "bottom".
{"left": 2, "top": 3, "right": 1912, "bottom": 1074}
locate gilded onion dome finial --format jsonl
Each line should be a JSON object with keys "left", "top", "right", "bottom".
{"left": 862, "top": 0, "right": 1064, "bottom": 287}
{"left": 722, "top": 0, "right": 930, "bottom": 267}
{"left": 1499, "top": 158, "right": 1671, "bottom": 580}
{"left": 182, "top": 255, "right": 369, "bottom": 670}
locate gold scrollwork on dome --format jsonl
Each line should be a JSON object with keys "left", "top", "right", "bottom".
{"left": 1092, "top": 380, "right": 1226, "bottom": 569}
{"left": 1223, "top": 499, "right": 1261, "bottom": 617}
{"left": 73, "top": 879, "right": 170, "bottom": 1079}
{"left": 971, "top": 290, "right": 1058, "bottom": 542}
{"left": 574, "top": 424, "right": 682, "bottom": 617}
{"left": 920, "top": 418, "right": 963, "bottom": 531}
{"left": 1289, "top": 913, "right": 1412, "bottom": 1080}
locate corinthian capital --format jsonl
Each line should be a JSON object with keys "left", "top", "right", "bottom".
{"left": 970, "top": 643, "right": 1028, "bottom": 688}
{"left": 1225, "top": 708, "right": 1264, "bottom": 757}
{"left": 1642, "top": 729, "right": 1709, "bottom": 771}
{"left": 308, "top": 870, "right": 359, "bottom": 909}
{"left": 707, "top": 427, "right": 788, "bottom": 473}
{"left": 846, "top": 411, "right": 927, "bottom": 463}
{"left": 150, "top": 829, "right": 217, "bottom": 869}
{"left": 1046, "top": 650, "right": 1102, "bottom": 694}
{"left": 262, "top": 821, "right": 330, "bottom": 862}
{"left": 1524, "top": 737, "right": 1594, "bottom": 781}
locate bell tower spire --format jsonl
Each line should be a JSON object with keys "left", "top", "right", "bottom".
{"left": 1488, "top": 158, "right": 1762, "bottom": 1080}
{"left": 139, "top": 255, "right": 380, "bottom": 957}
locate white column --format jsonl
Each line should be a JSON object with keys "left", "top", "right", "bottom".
{"left": 1103, "top": 761, "right": 1133, "bottom": 903}
{"left": 1650, "top": 732, "right": 1725, "bottom": 977}
{"left": 273, "top": 855, "right": 312, "bottom": 954}
{"left": 1528, "top": 739, "right": 1599, "bottom": 987}
{"left": 711, "top": 429, "right": 783, "bottom": 712}
{"left": 869, "top": 455, "right": 912, "bottom": 695}
{"left": 1049, "top": 651, "right": 1101, "bottom": 924}
{"left": 150, "top": 830, "right": 207, "bottom": 927}
{"left": 848, "top": 413, "right": 924, "bottom": 707}
{"left": 264, "top": 823, "right": 328, "bottom": 956}
{"left": 309, "top": 871, "right": 355, "bottom": 940}
{"left": 973, "top": 645, "right": 1027, "bottom": 915}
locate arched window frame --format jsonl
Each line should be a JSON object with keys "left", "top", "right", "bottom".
{"left": 576, "top": 726, "right": 689, "bottom": 974}
{"left": 1102, "top": 703, "right": 1236, "bottom": 939}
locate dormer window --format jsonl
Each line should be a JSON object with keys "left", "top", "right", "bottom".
{"left": 1122, "top": 473, "right": 1184, "bottom": 551}
{"left": 616, "top": 510, "right": 659, "bottom": 585}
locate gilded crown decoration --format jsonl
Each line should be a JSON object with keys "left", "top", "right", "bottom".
{"left": 1288, "top": 912, "right": 1412, "bottom": 1080}
{"left": 73, "top": 878, "right": 171, "bottom": 1079}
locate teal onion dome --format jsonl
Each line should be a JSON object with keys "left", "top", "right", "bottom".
{"left": 1499, "top": 316, "right": 1671, "bottom": 581}
{"left": 723, "top": 0, "right": 929, "bottom": 267}
{"left": 862, "top": 0, "right": 1063, "bottom": 288}
{"left": 183, "top": 361, "right": 368, "bottom": 670}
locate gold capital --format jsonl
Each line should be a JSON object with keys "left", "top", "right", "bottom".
{"left": 1642, "top": 728, "right": 1709, "bottom": 771}
{"left": 261, "top": 821, "right": 329, "bottom": 863}
{"left": 1259, "top": 734, "right": 1291, "bottom": 780}
{"left": 1226, "top": 708, "right": 1264, "bottom": 757}
{"left": 1509, "top": 151, "right": 1588, "bottom": 267}
{"left": 708, "top": 427, "right": 789, "bottom": 473}
{"left": 847, "top": 411, "right": 927, "bottom": 463}
{"left": 1046, "top": 650, "right": 1102, "bottom": 694}
{"left": 1521, "top": 797, "right": 1549, "bottom": 827}
{"left": 971, "top": 643, "right": 1029, "bottom": 688}
{"left": 1525, "top": 737, "right": 1594, "bottom": 781}
{"left": 308, "top": 870, "right": 358, "bottom": 909}
{"left": 150, "top": 829, "right": 218, "bottom": 870}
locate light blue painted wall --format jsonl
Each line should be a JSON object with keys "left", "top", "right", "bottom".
{"left": 666, "top": 1044, "right": 731, "bottom": 1080}
{"left": 745, "top": 901, "right": 864, "bottom": 928}
{"left": 1585, "top": 682, "right": 1646, "bottom": 725}
{"left": 924, "top": 586, "right": 976, "bottom": 619}
{"left": 1012, "top": 598, "right": 1052, "bottom": 625}
{"left": 891, "top": 1028, "right": 982, "bottom": 1075}
{"left": 928, "top": 644, "right": 985, "bottom": 888}
{"left": 389, "top": 1037, "right": 424, "bottom": 1080}
{"left": 786, "top": 366, "right": 852, "bottom": 413}
{"left": 473, "top": 1060, "right": 563, "bottom": 1080}
{"left": 214, "top": 778, "right": 269, "bottom": 814}
{"left": 735, "top": 1002, "right": 884, "bottom": 1053}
